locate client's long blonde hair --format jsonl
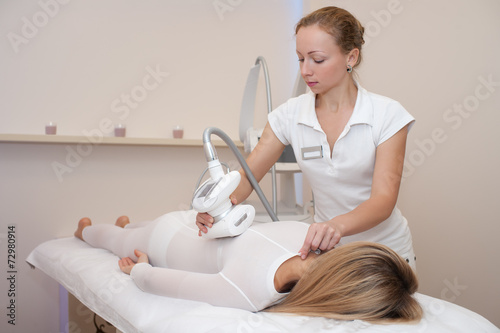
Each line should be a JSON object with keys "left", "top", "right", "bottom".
{"left": 266, "top": 242, "right": 423, "bottom": 323}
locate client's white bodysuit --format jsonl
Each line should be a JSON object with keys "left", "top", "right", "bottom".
{"left": 82, "top": 210, "right": 307, "bottom": 312}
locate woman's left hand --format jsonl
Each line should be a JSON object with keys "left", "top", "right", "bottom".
{"left": 118, "top": 249, "right": 149, "bottom": 275}
{"left": 299, "top": 221, "right": 342, "bottom": 259}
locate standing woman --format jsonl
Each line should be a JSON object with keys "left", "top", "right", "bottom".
{"left": 197, "top": 6, "right": 416, "bottom": 269}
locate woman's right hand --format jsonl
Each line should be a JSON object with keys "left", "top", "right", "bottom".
{"left": 196, "top": 195, "right": 238, "bottom": 236}
{"left": 196, "top": 212, "right": 214, "bottom": 236}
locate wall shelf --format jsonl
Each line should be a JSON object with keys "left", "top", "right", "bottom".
{"left": 0, "top": 134, "right": 243, "bottom": 148}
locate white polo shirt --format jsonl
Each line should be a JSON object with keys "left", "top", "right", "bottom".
{"left": 268, "top": 84, "right": 415, "bottom": 257}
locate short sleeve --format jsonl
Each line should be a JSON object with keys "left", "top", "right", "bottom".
{"left": 375, "top": 100, "right": 415, "bottom": 146}
{"left": 268, "top": 103, "right": 291, "bottom": 146}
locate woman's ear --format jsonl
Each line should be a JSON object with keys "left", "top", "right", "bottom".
{"left": 347, "top": 48, "right": 360, "bottom": 67}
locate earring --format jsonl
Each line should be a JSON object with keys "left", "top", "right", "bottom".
{"left": 347, "top": 64, "right": 353, "bottom": 73}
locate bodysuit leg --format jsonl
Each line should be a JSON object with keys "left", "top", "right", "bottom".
{"left": 82, "top": 222, "right": 155, "bottom": 262}
{"left": 82, "top": 210, "right": 222, "bottom": 273}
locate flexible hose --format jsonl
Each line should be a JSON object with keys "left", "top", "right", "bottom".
{"left": 203, "top": 127, "right": 279, "bottom": 222}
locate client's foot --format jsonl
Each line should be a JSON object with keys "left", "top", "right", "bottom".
{"left": 74, "top": 217, "right": 92, "bottom": 240}
{"left": 115, "top": 216, "right": 130, "bottom": 228}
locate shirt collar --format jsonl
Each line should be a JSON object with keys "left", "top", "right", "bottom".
{"left": 297, "top": 81, "right": 374, "bottom": 129}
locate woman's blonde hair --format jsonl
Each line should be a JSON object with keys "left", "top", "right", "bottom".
{"left": 295, "top": 6, "right": 365, "bottom": 68}
{"left": 266, "top": 242, "right": 423, "bottom": 324}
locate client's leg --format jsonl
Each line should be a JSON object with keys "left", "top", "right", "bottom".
{"left": 77, "top": 216, "right": 157, "bottom": 262}
{"left": 74, "top": 217, "right": 92, "bottom": 240}
{"left": 75, "top": 211, "right": 221, "bottom": 272}
{"left": 74, "top": 216, "right": 130, "bottom": 240}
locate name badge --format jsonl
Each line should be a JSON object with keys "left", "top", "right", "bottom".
{"left": 301, "top": 146, "right": 323, "bottom": 160}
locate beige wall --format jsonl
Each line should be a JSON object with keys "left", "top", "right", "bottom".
{"left": 0, "top": 0, "right": 302, "bottom": 138}
{"left": 307, "top": 0, "right": 500, "bottom": 326}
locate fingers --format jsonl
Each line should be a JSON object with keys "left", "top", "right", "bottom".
{"left": 194, "top": 197, "right": 234, "bottom": 237}
{"left": 196, "top": 212, "right": 214, "bottom": 236}
{"left": 119, "top": 256, "right": 137, "bottom": 266}
{"left": 118, "top": 257, "right": 135, "bottom": 275}
{"left": 299, "top": 230, "right": 315, "bottom": 259}
{"left": 299, "top": 248, "right": 309, "bottom": 260}
{"left": 328, "top": 231, "right": 341, "bottom": 250}
{"left": 118, "top": 257, "right": 131, "bottom": 267}
{"left": 299, "top": 222, "right": 342, "bottom": 259}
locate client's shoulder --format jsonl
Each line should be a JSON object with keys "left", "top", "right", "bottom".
{"left": 249, "top": 221, "right": 309, "bottom": 243}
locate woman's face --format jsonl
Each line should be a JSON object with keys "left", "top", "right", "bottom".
{"left": 296, "top": 25, "right": 350, "bottom": 95}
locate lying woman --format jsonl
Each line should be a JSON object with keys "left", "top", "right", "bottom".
{"left": 74, "top": 210, "right": 422, "bottom": 323}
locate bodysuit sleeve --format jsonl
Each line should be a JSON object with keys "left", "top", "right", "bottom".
{"left": 130, "top": 263, "right": 258, "bottom": 311}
